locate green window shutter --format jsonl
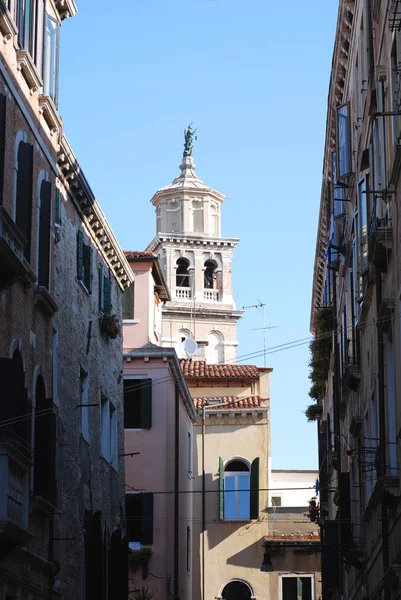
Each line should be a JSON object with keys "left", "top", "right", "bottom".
{"left": 15, "top": 141, "right": 33, "bottom": 261}
{"left": 103, "top": 274, "right": 111, "bottom": 314}
{"left": 219, "top": 457, "right": 224, "bottom": 520}
{"left": 83, "top": 244, "right": 92, "bottom": 292}
{"left": 98, "top": 266, "right": 103, "bottom": 311}
{"left": 77, "top": 230, "right": 84, "bottom": 281}
{"left": 38, "top": 180, "right": 51, "bottom": 288}
{"left": 250, "top": 457, "right": 260, "bottom": 519}
{"left": 140, "top": 379, "right": 152, "bottom": 429}
{"left": 140, "top": 493, "right": 154, "bottom": 545}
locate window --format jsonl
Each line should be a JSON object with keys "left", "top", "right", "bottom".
{"left": 80, "top": 369, "right": 89, "bottom": 442}
{"left": 204, "top": 260, "right": 216, "bottom": 289}
{"left": 176, "top": 258, "right": 190, "bottom": 288}
{"left": 166, "top": 199, "right": 180, "bottom": 233}
{"left": 336, "top": 103, "right": 351, "bottom": 179}
{"left": 385, "top": 333, "right": 397, "bottom": 475}
{"left": 186, "top": 526, "right": 191, "bottom": 573}
{"left": 210, "top": 203, "right": 219, "bottom": 236}
{"left": 38, "top": 179, "right": 51, "bottom": 288}
{"left": 126, "top": 493, "right": 153, "bottom": 545}
{"left": 358, "top": 180, "right": 368, "bottom": 274}
{"left": 16, "top": 0, "right": 33, "bottom": 53}
{"left": 221, "top": 580, "right": 252, "bottom": 600}
{"left": 122, "top": 283, "right": 135, "bottom": 320}
{"left": 219, "top": 458, "right": 259, "bottom": 521}
{"left": 0, "top": 353, "right": 30, "bottom": 446}
{"left": 98, "top": 266, "right": 111, "bottom": 313}
{"left": 77, "top": 230, "right": 92, "bottom": 292}
{"left": 124, "top": 378, "right": 152, "bottom": 429}
{"left": 271, "top": 496, "right": 282, "bottom": 507}
{"left": 280, "top": 576, "right": 313, "bottom": 600}
{"left": 52, "top": 330, "right": 58, "bottom": 406}
{"left": 33, "top": 375, "right": 56, "bottom": 505}
{"left": 101, "top": 397, "right": 117, "bottom": 468}
{"left": 15, "top": 140, "right": 33, "bottom": 261}
{"left": 332, "top": 152, "right": 343, "bottom": 216}
{"left": 188, "top": 431, "right": 192, "bottom": 475}
{"left": 43, "top": 14, "right": 60, "bottom": 105}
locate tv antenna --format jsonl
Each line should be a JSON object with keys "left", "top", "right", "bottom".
{"left": 242, "top": 301, "right": 278, "bottom": 367}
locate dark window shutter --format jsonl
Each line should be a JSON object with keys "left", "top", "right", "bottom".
{"left": 140, "top": 493, "right": 153, "bottom": 545}
{"left": 15, "top": 141, "right": 33, "bottom": 261}
{"left": 122, "top": 284, "right": 134, "bottom": 320}
{"left": 108, "top": 528, "right": 128, "bottom": 600}
{"left": 83, "top": 244, "right": 92, "bottom": 292}
{"left": 103, "top": 274, "right": 111, "bottom": 314}
{"left": 38, "top": 180, "right": 51, "bottom": 288}
{"left": 84, "top": 510, "right": 103, "bottom": 599}
{"left": 250, "top": 457, "right": 260, "bottom": 519}
{"left": 124, "top": 379, "right": 140, "bottom": 428}
{"left": 126, "top": 494, "right": 141, "bottom": 542}
{"left": 98, "top": 266, "right": 103, "bottom": 311}
{"left": 0, "top": 94, "right": 6, "bottom": 204}
{"left": 140, "top": 379, "right": 152, "bottom": 429}
{"left": 55, "top": 188, "right": 61, "bottom": 225}
{"left": 77, "top": 230, "right": 84, "bottom": 281}
{"left": 219, "top": 456, "right": 224, "bottom": 520}
{"left": 0, "top": 358, "right": 29, "bottom": 443}
{"left": 34, "top": 396, "right": 56, "bottom": 505}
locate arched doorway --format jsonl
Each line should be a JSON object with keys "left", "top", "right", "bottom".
{"left": 221, "top": 580, "right": 252, "bottom": 600}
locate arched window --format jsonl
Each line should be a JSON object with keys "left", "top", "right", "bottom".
{"left": 224, "top": 460, "right": 250, "bottom": 520}
{"left": 176, "top": 258, "right": 190, "bottom": 288}
{"left": 221, "top": 580, "right": 252, "bottom": 600}
{"left": 204, "top": 260, "right": 216, "bottom": 289}
{"left": 207, "top": 331, "right": 224, "bottom": 364}
{"left": 37, "top": 177, "right": 51, "bottom": 288}
{"left": 192, "top": 199, "right": 203, "bottom": 232}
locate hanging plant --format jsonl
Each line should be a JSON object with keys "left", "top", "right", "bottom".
{"left": 306, "top": 497, "right": 320, "bottom": 522}
{"left": 308, "top": 306, "right": 333, "bottom": 403}
{"left": 130, "top": 547, "right": 152, "bottom": 579}
{"left": 100, "top": 313, "right": 121, "bottom": 339}
{"left": 305, "top": 403, "right": 323, "bottom": 422}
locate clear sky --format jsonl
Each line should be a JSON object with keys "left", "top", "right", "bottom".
{"left": 59, "top": 0, "right": 339, "bottom": 470}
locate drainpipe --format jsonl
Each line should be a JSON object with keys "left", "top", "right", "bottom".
{"left": 174, "top": 384, "right": 179, "bottom": 600}
{"left": 375, "top": 271, "right": 390, "bottom": 598}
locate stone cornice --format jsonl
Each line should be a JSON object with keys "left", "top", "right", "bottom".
{"left": 16, "top": 49, "right": 42, "bottom": 93}
{"left": 310, "top": 0, "right": 354, "bottom": 331}
{"left": 57, "top": 135, "right": 134, "bottom": 290}
{"left": 162, "top": 305, "right": 244, "bottom": 319}
{"left": 38, "top": 95, "right": 63, "bottom": 138}
{"left": 54, "top": 0, "right": 77, "bottom": 21}
{"left": 147, "top": 234, "right": 239, "bottom": 253}
{"left": 0, "top": 1, "right": 18, "bottom": 41}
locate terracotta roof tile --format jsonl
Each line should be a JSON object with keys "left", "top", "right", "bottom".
{"left": 193, "top": 396, "right": 267, "bottom": 410}
{"left": 124, "top": 251, "right": 157, "bottom": 259}
{"left": 180, "top": 359, "right": 259, "bottom": 379}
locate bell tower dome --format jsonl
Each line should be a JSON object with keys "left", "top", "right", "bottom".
{"left": 146, "top": 128, "right": 243, "bottom": 364}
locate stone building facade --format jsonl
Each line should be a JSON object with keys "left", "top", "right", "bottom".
{"left": 146, "top": 152, "right": 243, "bottom": 364}
{"left": 311, "top": 2, "right": 401, "bottom": 600}
{"left": 0, "top": 1, "right": 134, "bottom": 598}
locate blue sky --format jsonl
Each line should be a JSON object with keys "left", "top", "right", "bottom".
{"left": 59, "top": 0, "right": 339, "bottom": 470}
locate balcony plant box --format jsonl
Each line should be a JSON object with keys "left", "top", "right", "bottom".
{"left": 100, "top": 314, "right": 121, "bottom": 339}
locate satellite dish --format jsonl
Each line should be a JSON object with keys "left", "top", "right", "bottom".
{"left": 184, "top": 338, "right": 198, "bottom": 356}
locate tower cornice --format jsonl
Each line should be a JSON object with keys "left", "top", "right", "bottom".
{"left": 146, "top": 234, "right": 239, "bottom": 253}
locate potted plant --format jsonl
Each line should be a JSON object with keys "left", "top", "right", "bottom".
{"left": 304, "top": 403, "right": 323, "bottom": 422}
{"left": 100, "top": 313, "right": 121, "bottom": 339}
{"left": 132, "top": 587, "right": 157, "bottom": 600}
{"left": 130, "top": 547, "right": 152, "bottom": 579}
{"left": 306, "top": 497, "right": 320, "bottom": 522}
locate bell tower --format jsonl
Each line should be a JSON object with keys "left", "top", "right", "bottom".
{"left": 146, "top": 128, "right": 243, "bottom": 364}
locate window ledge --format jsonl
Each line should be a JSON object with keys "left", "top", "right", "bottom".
{"left": 34, "top": 286, "right": 58, "bottom": 317}
{"left": 0, "top": 2, "right": 18, "bottom": 41}
{"left": 54, "top": 0, "right": 77, "bottom": 21}
{"left": 363, "top": 476, "right": 399, "bottom": 522}
{"left": 16, "top": 49, "right": 42, "bottom": 94}
{"left": 123, "top": 319, "right": 140, "bottom": 325}
{"left": 78, "top": 279, "right": 90, "bottom": 295}
{"left": 39, "top": 95, "right": 63, "bottom": 136}
{"left": 31, "top": 494, "right": 56, "bottom": 516}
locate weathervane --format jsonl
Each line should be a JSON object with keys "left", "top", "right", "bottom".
{"left": 183, "top": 123, "right": 197, "bottom": 157}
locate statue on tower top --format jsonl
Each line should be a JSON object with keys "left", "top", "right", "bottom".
{"left": 183, "top": 123, "right": 197, "bottom": 157}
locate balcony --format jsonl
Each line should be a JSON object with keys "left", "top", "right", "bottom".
{"left": 176, "top": 287, "right": 192, "bottom": 300}
{"left": 0, "top": 431, "right": 32, "bottom": 560}
{"left": 0, "top": 206, "right": 36, "bottom": 288}
{"left": 204, "top": 289, "right": 219, "bottom": 301}
{"left": 368, "top": 203, "right": 392, "bottom": 270}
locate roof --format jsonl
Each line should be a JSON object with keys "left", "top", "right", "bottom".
{"left": 193, "top": 396, "right": 267, "bottom": 410}
{"left": 123, "top": 251, "right": 171, "bottom": 301}
{"left": 124, "top": 251, "right": 157, "bottom": 260}
{"left": 180, "top": 359, "right": 259, "bottom": 379}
